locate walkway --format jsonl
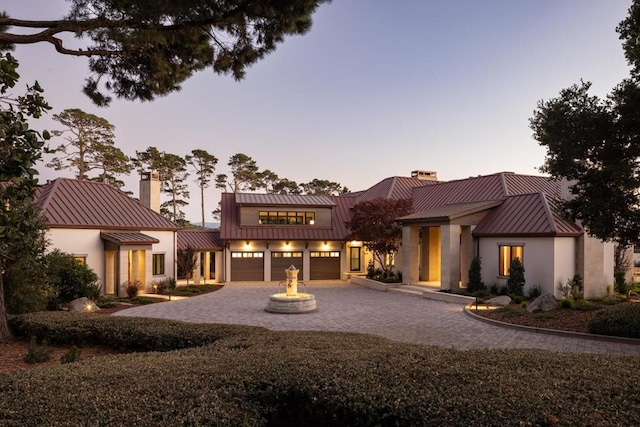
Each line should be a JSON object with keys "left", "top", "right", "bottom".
{"left": 114, "top": 282, "right": 640, "bottom": 355}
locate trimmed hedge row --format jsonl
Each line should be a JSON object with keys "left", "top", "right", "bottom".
{"left": 588, "top": 302, "right": 640, "bottom": 338}
{"left": 2, "top": 313, "right": 640, "bottom": 426}
{"left": 8, "top": 311, "right": 267, "bottom": 351}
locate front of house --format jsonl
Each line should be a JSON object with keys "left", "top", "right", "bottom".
{"left": 36, "top": 176, "right": 179, "bottom": 296}
{"left": 38, "top": 169, "right": 618, "bottom": 300}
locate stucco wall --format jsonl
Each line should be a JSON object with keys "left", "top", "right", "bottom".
{"left": 478, "top": 237, "right": 572, "bottom": 296}
{"left": 47, "top": 228, "right": 105, "bottom": 287}
{"left": 145, "top": 230, "right": 177, "bottom": 283}
{"left": 553, "top": 237, "right": 578, "bottom": 298}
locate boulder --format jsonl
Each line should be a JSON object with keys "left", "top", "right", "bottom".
{"left": 527, "top": 294, "right": 557, "bottom": 313}
{"left": 485, "top": 295, "right": 511, "bottom": 306}
{"left": 68, "top": 297, "right": 100, "bottom": 313}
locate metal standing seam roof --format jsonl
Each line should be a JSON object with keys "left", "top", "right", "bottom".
{"left": 177, "top": 229, "right": 223, "bottom": 251}
{"left": 503, "top": 173, "right": 560, "bottom": 198}
{"left": 355, "top": 176, "right": 436, "bottom": 203}
{"left": 472, "top": 193, "right": 583, "bottom": 237}
{"left": 396, "top": 200, "right": 504, "bottom": 223}
{"left": 235, "top": 193, "right": 336, "bottom": 206}
{"left": 36, "top": 178, "right": 180, "bottom": 230}
{"left": 220, "top": 192, "right": 356, "bottom": 241}
{"left": 100, "top": 231, "right": 160, "bottom": 245}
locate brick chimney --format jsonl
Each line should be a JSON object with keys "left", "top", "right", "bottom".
{"left": 140, "top": 171, "right": 160, "bottom": 213}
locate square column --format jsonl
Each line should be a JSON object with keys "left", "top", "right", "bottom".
{"left": 402, "top": 226, "right": 420, "bottom": 283}
{"left": 460, "top": 226, "right": 473, "bottom": 288}
{"left": 441, "top": 224, "right": 461, "bottom": 291}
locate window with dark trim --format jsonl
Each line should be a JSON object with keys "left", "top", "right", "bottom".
{"left": 153, "top": 253, "right": 165, "bottom": 276}
{"left": 258, "top": 211, "right": 315, "bottom": 225}
{"left": 498, "top": 245, "right": 523, "bottom": 276}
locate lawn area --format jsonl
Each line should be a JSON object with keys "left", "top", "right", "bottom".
{"left": 1, "top": 312, "right": 639, "bottom": 426}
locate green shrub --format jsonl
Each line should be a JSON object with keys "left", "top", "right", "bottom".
{"left": 24, "top": 336, "right": 52, "bottom": 364}
{"left": 560, "top": 298, "right": 575, "bottom": 309}
{"left": 124, "top": 281, "right": 140, "bottom": 299}
{"left": 493, "top": 306, "right": 523, "bottom": 318}
{"left": 574, "top": 300, "right": 600, "bottom": 311}
{"left": 467, "top": 256, "right": 485, "bottom": 293}
{"left": 45, "top": 250, "right": 100, "bottom": 307}
{"left": 511, "top": 294, "right": 524, "bottom": 304}
{"left": 3, "top": 314, "right": 640, "bottom": 426}
{"left": 588, "top": 303, "right": 640, "bottom": 338}
{"left": 527, "top": 284, "right": 543, "bottom": 299}
{"left": 614, "top": 270, "right": 628, "bottom": 294}
{"left": 3, "top": 255, "right": 52, "bottom": 314}
{"left": 60, "top": 346, "right": 82, "bottom": 364}
{"left": 96, "top": 296, "right": 117, "bottom": 308}
{"left": 506, "top": 258, "right": 525, "bottom": 296}
{"left": 520, "top": 301, "right": 528, "bottom": 308}
{"left": 8, "top": 312, "right": 267, "bottom": 351}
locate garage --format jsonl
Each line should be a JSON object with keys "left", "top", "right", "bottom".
{"left": 230, "top": 252, "right": 264, "bottom": 281}
{"left": 271, "top": 252, "right": 303, "bottom": 282}
{"left": 309, "top": 251, "right": 341, "bottom": 280}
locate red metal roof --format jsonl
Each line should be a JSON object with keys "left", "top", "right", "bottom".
{"left": 177, "top": 229, "right": 223, "bottom": 250}
{"left": 356, "top": 176, "right": 435, "bottom": 203}
{"left": 472, "top": 193, "right": 582, "bottom": 237}
{"left": 100, "top": 231, "right": 160, "bottom": 245}
{"left": 36, "top": 178, "right": 179, "bottom": 230}
{"left": 220, "top": 192, "right": 356, "bottom": 241}
{"left": 397, "top": 200, "right": 503, "bottom": 223}
{"left": 235, "top": 193, "right": 335, "bottom": 206}
{"left": 411, "top": 172, "right": 561, "bottom": 212}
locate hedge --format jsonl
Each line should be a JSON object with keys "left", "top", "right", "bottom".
{"left": 587, "top": 302, "right": 640, "bottom": 338}
{"left": 1, "top": 313, "right": 639, "bottom": 426}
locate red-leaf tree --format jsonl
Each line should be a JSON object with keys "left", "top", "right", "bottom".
{"left": 346, "top": 198, "right": 413, "bottom": 277}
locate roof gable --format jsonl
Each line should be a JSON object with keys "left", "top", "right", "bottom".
{"left": 472, "top": 192, "right": 582, "bottom": 237}
{"left": 37, "top": 178, "right": 179, "bottom": 230}
{"left": 356, "top": 176, "right": 434, "bottom": 203}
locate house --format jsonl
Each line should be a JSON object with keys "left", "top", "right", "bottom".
{"left": 395, "top": 172, "right": 614, "bottom": 299}
{"left": 35, "top": 175, "right": 180, "bottom": 296}
{"left": 219, "top": 192, "right": 356, "bottom": 282}
{"left": 220, "top": 170, "right": 615, "bottom": 299}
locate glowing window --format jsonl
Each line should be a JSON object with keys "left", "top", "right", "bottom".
{"left": 498, "top": 245, "right": 524, "bottom": 276}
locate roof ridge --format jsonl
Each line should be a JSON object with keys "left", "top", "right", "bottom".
{"left": 387, "top": 176, "right": 399, "bottom": 198}
{"left": 498, "top": 172, "right": 509, "bottom": 197}
{"left": 38, "top": 178, "right": 61, "bottom": 211}
{"left": 538, "top": 192, "right": 558, "bottom": 234}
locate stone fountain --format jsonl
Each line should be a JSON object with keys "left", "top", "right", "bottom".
{"left": 265, "top": 265, "right": 317, "bottom": 314}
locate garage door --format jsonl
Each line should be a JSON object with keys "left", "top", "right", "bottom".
{"left": 310, "top": 251, "right": 341, "bottom": 280}
{"left": 271, "top": 252, "right": 303, "bottom": 282}
{"left": 231, "top": 252, "right": 264, "bottom": 281}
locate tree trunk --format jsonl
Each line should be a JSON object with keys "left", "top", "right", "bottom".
{"left": 201, "top": 184, "right": 205, "bottom": 227}
{"left": 0, "top": 272, "right": 13, "bottom": 343}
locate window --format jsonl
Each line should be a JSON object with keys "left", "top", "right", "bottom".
{"left": 350, "top": 247, "right": 361, "bottom": 271}
{"left": 310, "top": 251, "right": 340, "bottom": 258}
{"left": 498, "top": 245, "right": 523, "bottom": 276}
{"left": 232, "top": 252, "right": 264, "bottom": 258}
{"left": 153, "top": 253, "right": 165, "bottom": 275}
{"left": 258, "top": 211, "right": 315, "bottom": 225}
{"left": 74, "top": 256, "right": 87, "bottom": 265}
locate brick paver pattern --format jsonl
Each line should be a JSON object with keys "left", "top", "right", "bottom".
{"left": 114, "top": 283, "right": 640, "bottom": 355}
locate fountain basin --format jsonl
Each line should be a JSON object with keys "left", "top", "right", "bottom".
{"left": 265, "top": 293, "right": 317, "bottom": 314}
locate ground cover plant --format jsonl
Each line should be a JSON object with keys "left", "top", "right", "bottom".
{"left": 1, "top": 313, "right": 639, "bottom": 426}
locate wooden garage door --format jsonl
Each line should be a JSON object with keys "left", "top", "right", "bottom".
{"left": 310, "top": 251, "right": 341, "bottom": 280}
{"left": 271, "top": 252, "right": 303, "bottom": 282}
{"left": 231, "top": 252, "right": 264, "bottom": 281}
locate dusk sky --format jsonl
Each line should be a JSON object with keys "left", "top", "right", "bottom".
{"left": 3, "top": 0, "right": 634, "bottom": 223}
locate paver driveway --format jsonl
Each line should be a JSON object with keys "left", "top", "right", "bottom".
{"left": 114, "top": 282, "right": 640, "bottom": 355}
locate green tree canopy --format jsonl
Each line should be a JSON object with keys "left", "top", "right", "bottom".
{"left": 0, "top": 0, "right": 330, "bottom": 106}
{"left": 186, "top": 149, "right": 218, "bottom": 227}
{"left": 48, "top": 108, "right": 132, "bottom": 188}
{"left": 301, "top": 178, "right": 348, "bottom": 195}
{"left": 346, "top": 198, "right": 413, "bottom": 277}
{"left": 0, "top": 52, "right": 51, "bottom": 342}
{"left": 530, "top": 0, "right": 640, "bottom": 246}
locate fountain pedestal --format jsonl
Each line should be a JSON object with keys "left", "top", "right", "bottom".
{"left": 265, "top": 265, "right": 317, "bottom": 314}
